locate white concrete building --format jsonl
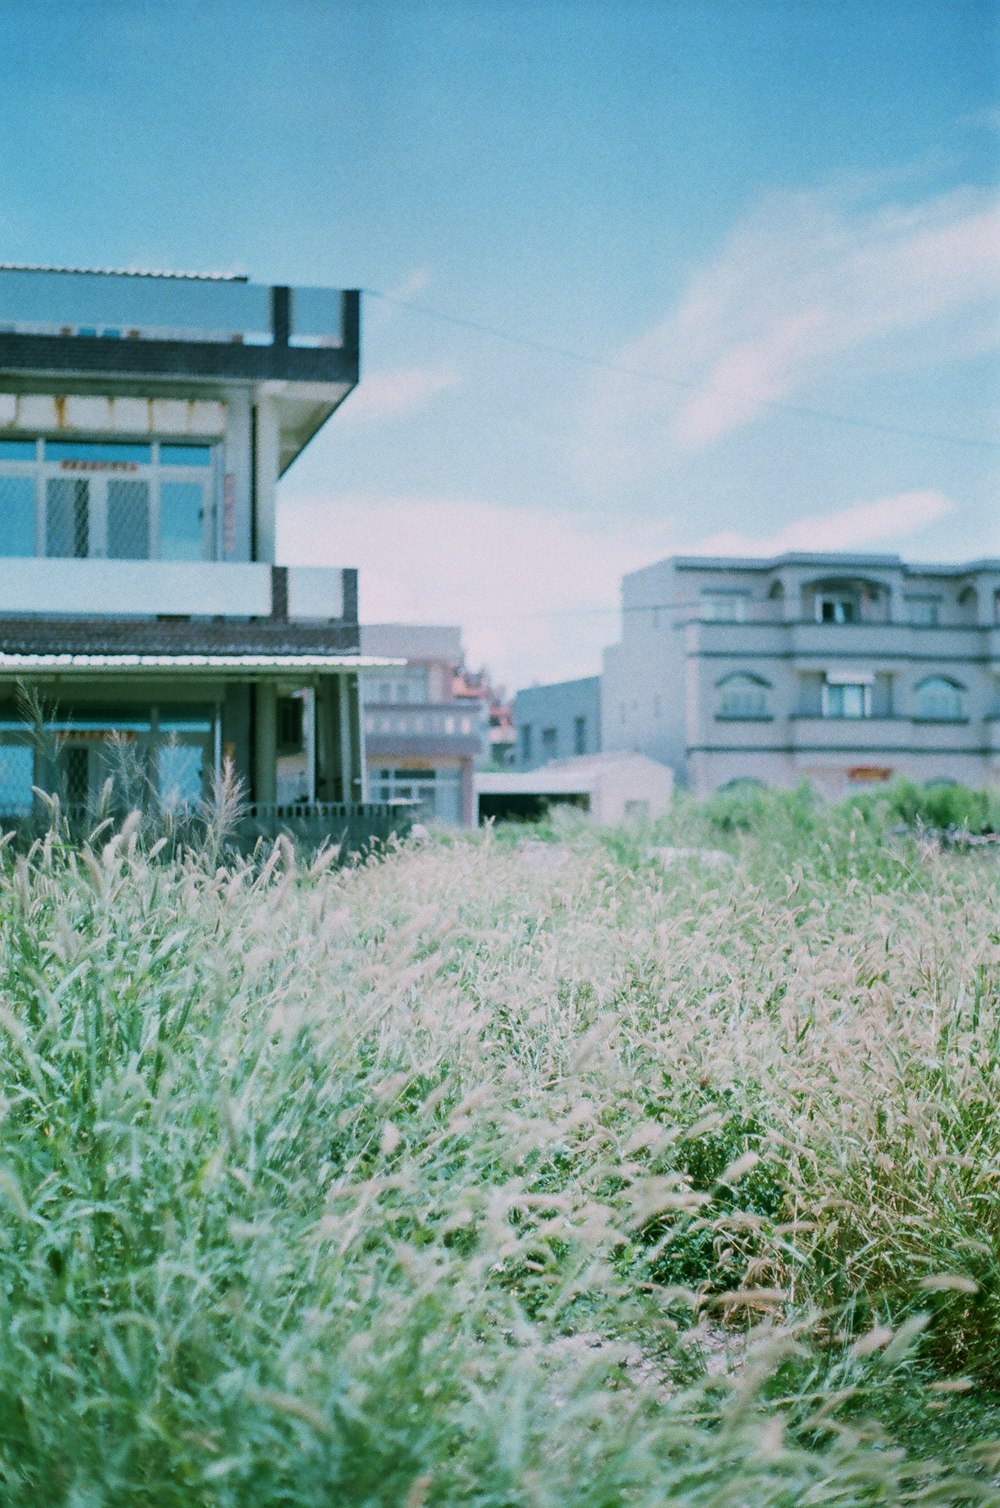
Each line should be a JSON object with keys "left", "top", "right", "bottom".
{"left": 477, "top": 751, "right": 672, "bottom": 824}
{"left": 0, "top": 264, "right": 384, "bottom": 828}
{"left": 602, "top": 553, "right": 1000, "bottom": 796}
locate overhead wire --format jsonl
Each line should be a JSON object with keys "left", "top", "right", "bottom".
{"left": 362, "top": 287, "right": 1000, "bottom": 451}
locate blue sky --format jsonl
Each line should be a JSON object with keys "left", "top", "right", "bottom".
{"left": 2, "top": 0, "right": 998, "bottom": 688}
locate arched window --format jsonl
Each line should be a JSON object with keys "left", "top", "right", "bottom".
{"left": 915, "top": 677, "right": 965, "bottom": 721}
{"left": 957, "top": 586, "right": 978, "bottom": 624}
{"left": 717, "top": 672, "right": 770, "bottom": 719}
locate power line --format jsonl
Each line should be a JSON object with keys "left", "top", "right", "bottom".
{"left": 363, "top": 287, "right": 1000, "bottom": 451}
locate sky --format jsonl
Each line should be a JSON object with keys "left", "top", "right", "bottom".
{"left": 2, "top": 0, "right": 998, "bottom": 691}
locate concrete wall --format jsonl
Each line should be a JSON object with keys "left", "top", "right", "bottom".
{"left": 514, "top": 676, "right": 601, "bottom": 770}
{"left": 603, "top": 552, "right": 1000, "bottom": 795}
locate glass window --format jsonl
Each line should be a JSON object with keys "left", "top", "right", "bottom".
{"left": 0, "top": 475, "right": 36, "bottom": 555}
{"left": 818, "top": 595, "right": 857, "bottom": 624}
{"left": 823, "top": 681, "right": 870, "bottom": 718}
{"left": 45, "top": 440, "right": 152, "bottom": 465}
{"left": 0, "top": 438, "right": 216, "bottom": 561}
{"left": 0, "top": 743, "right": 34, "bottom": 815}
{"left": 701, "top": 592, "right": 748, "bottom": 622}
{"left": 160, "top": 481, "right": 203, "bottom": 560}
{"left": 159, "top": 743, "right": 204, "bottom": 808}
{"left": 521, "top": 725, "right": 532, "bottom": 763}
{"left": 907, "top": 597, "right": 940, "bottom": 626}
{"left": 159, "top": 444, "right": 212, "bottom": 467}
{"left": 46, "top": 477, "right": 90, "bottom": 557}
{"left": 718, "top": 674, "right": 769, "bottom": 718}
{"left": 915, "top": 678, "right": 964, "bottom": 720}
{"left": 107, "top": 479, "right": 150, "bottom": 560}
{"left": 541, "top": 727, "right": 558, "bottom": 757}
{"left": 573, "top": 715, "right": 587, "bottom": 755}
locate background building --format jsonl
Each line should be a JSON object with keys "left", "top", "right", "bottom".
{"left": 603, "top": 552, "right": 1000, "bottom": 795}
{"left": 360, "top": 623, "right": 488, "bottom": 825}
{"left": 0, "top": 264, "right": 383, "bottom": 820}
{"left": 513, "top": 675, "right": 601, "bottom": 771}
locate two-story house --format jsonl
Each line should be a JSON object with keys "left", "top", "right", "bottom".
{"left": 359, "top": 624, "right": 488, "bottom": 825}
{"left": 602, "top": 553, "right": 1000, "bottom": 795}
{"left": 0, "top": 264, "right": 391, "bottom": 821}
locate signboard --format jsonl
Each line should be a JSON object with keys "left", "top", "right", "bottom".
{"left": 848, "top": 766, "right": 892, "bottom": 783}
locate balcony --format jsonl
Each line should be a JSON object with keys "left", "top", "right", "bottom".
{"left": 363, "top": 702, "right": 487, "bottom": 758}
{"left": 688, "top": 617, "right": 986, "bottom": 665}
{"left": 0, "top": 557, "right": 349, "bottom": 622}
{"left": 789, "top": 714, "right": 976, "bottom": 759}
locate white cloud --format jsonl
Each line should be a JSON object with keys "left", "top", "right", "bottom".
{"left": 278, "top": 491, "right": 677, "bottom": 690}
{"left": 577, "top": 181, "right": 1000, "bottom": 477}
{"left": 682, "top": 489, "right": 956, "bottom": 557}
{"left": 337, "top": 364, "right": 458, "bottom": 424}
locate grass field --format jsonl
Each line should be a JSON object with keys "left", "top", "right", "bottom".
{"left": 2, "top": 786, "right": 1000, "bottom": 1504}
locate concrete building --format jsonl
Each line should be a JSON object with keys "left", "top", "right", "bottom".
{"left": 360, "top": 624, "right": 488, "bottom": 826}
{"left": 513, "top": 675, "right": 601, "bottom": 770}
{"left": 602, "top": 553, "right": 1000, "bottom": 796}
{"left": 477, "top": 751, "right": 672, "bottom": 824}
{"left": 0, "top": 264, "right": 387, "bottom": 820}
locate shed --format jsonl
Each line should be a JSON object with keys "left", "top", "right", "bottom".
{"left": 476, "top": 751, "right": 672, "bottom": 824}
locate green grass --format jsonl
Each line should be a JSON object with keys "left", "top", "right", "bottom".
{"left": 1, "top": 794, "right": 999, "bottom": 1503}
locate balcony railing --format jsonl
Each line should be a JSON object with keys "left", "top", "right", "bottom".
{"left": 363, "top": 704, "right": 486, "bottom": 740}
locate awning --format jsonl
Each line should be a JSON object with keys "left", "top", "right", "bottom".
{"left": 0, "top": 653, "right": 403, "bottom": 677}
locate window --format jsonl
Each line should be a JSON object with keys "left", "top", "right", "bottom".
{"left": 0, "top": 438, "right": 216, "bottom": 561}
{"left": 573, "top": 715, "right": 587, "bottom": 755}
{"left": 363, "top": 669, "right": 428, "bottom": 706}
{"left": 520, "top": 724, "right": 532, "bottom": 764}
{"left": 915, "top": 677, "right": 964, "bottom": 721}
{"left": 822, "top": 678, "right": 871, "bottom": 718}
{"left": 369, "top": 766, "right": 462, "bottom": 825}
{"left": 277, "top": 696, "right": 304, "bottom": 752}
{"left": 717, "top": 673, "right": 770, "bottom": 719}
{"left": 817, "top": 593, "right": 857, "bottom": 624}
{"left": 906, "top": 597, "right": 940, "bottom": 626}
{"left": 701, "top": 592, "right": 748, "bottom": 622}
{"left": 541, "top": 727, "right": 558, "bottom": 758}
{"left": 0, "top": 743, "right": 34, "bottom": 815}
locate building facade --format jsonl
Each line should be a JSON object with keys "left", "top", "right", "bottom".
{"left": 360, "top": 624, "right": 488, "bottom": 826}
{"left": 513, "top": 675, "right": 601, "bottom": 770}
{"left": 602, "top": 553, "right": 1000, "bottom": 796}
{"left": 0, "top": 264, "right": 384, "bottom": 820}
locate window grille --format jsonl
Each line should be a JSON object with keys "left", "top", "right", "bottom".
{"left": 0, "top": 438, "right": 215, "bottom": 561}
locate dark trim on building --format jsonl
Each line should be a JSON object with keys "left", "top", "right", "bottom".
{"left": 342, "top": 568, "right": 358, "bottom": 625}
{"left": 688, "top": 649, "right": 999, "bottom": 665}
{"left": 0, "top": 615, "right": 361, "bottom": 656}
{"left": 270, "top": 566, "right": 288, "bottom": 622}
{"left": 688, "top": 743, "right": 999, "bottom": 756}
{"left": 271, "top": 286, "right": 290, "bottom": 349}
{"left": 0, "top": 320, "right": 360, "bottom": 386}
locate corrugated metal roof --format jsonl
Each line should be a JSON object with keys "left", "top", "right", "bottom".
{"left": 0, "top": 653, "right": 402, "bottom": 676}
{"left": 0, "top": 264, "right": 248, "bottom": 282}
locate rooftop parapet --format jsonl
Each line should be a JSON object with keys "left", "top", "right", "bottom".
{"left": 0, "top": 266, "right": 359, "bottom": 389}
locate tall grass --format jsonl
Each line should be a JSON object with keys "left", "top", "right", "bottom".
{"left": 0, "top": 797, "right": 998, "bottom": 1502}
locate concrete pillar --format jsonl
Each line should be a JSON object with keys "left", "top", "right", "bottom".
{"left": 315, "top": 675, "right": 342, "bottom": 803}
{"left": 253, "top": 681, "right": 278, "bottom": 806}
{"left": 343, "top": 671, "right": 366, "bottom": 802}
{"left": 461, "top": 758, "right": 476, "bottom": 827}
{"left": 252, "top": 395, "right": 280, "bottom": 563}
{"left": 313, "top": 672, "right": 365, "bottom": 804}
